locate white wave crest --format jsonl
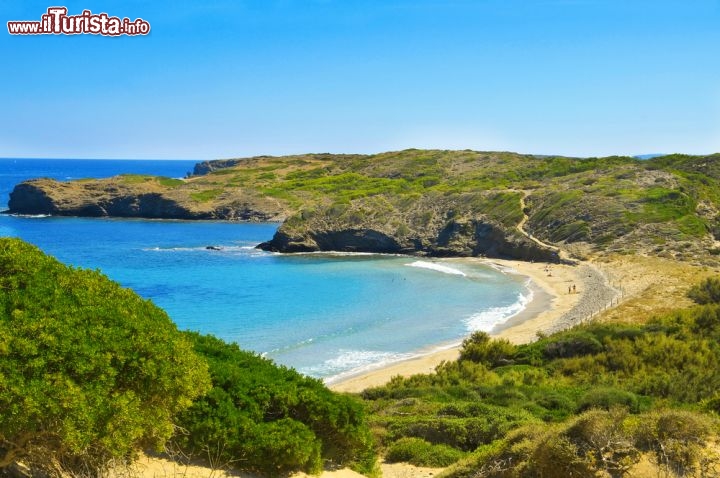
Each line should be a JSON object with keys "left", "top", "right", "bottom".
{"left": 464, "top": 289, "right": 534, "bottom": 332}
{"left": 142, "top": 244, "right": 263, "bottom": 253}
{"left": 306, "top": 349, "right": 413, "bottom": 383}
{"left": 304, "top": 251, "right": 388, "bottom": 257}
{"left": 8, "top": 213, "right": 52, "bottom": 218}
{"left": 406, "top": 260, "right": 466, "bottom": 276}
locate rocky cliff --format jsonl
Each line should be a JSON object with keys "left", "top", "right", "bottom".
{"left": 8, "top": 177, "right": 287, "bottom": 221}
{"left": 257, "top": 191, "right": 561, "bottom": 261}
{"left": 7, "top": 150, "right": 720, "bottom": 263}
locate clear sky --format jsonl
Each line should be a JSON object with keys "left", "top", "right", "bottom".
{"left": 1, "top": 0, "right": 718, "bottom": 159}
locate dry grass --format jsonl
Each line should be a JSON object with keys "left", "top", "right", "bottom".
{"left": 592, "top": 254, "right": 719, "bottom": 324}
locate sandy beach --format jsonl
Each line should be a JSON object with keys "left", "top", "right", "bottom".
{"left": 330, "top": 252, "right": 714, "bottom": 395}
{"left": 330, "top": 257, "right": 602, "bottom": 393}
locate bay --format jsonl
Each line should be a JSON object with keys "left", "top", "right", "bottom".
{"left": 0, "top": 159, "right": 528, "bottom": 380}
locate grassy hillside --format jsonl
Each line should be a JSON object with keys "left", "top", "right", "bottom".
{"left": 9, "top": 150, "right": 720, "bottom": 262}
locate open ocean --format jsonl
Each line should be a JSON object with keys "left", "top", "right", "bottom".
{"left": 0, "top": 159, "right": 530, "bottom": 381}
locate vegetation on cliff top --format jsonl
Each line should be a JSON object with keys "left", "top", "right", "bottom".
{"left": 9, "top": 150, "right": 720, "bottom": 262}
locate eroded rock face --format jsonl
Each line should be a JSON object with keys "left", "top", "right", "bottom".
{"left": 8, "top": 182, "right": 57, "bottom": 215}
{"left": 258, "top": 219, "right": 560, "bottom": 262}
{"left": 7, "top": 179, "right": 285, "bottom": 222}
{"left": 259, "top": 229, "right": 407, "bottom": 254}
{"left": 192, "top": 159, "right": 246, "bottom": 176}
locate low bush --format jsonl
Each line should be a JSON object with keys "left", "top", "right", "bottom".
{"left": 576, "top": 387, "right": 641, "bottom": 413}
{"left": 459, "top": 332, "right": 516, "bottom": 367}
{"left": 442, "top": 409, "right": 719, "bottom": 478}
{"left": 385, "top": 438, "right": 465, "bottom": 467}
{"left": 688, "top": 277, "right": 720, "bottom": 304}
{"left": 176, "top": 333, "right": 377, "bottom": 477}
{"left": 541, "top": 330, "right": 604, "bottom": 359}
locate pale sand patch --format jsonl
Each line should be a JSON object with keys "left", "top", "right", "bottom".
{"left": 330, "top": 258, "right": 585, "bottom": 394}
{"left": 294, "top": 463, "right": 442, "bottom": 478}
{"left": 112, "top": 453, "right": 441, "bottom": 478}
{"left": 594, "top": 254, "right": 718, "bottom": 322}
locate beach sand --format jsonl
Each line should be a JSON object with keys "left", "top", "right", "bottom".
{"left": 330, "top": 258, "right": 586, "bottom": 393}
{"left": 118, "top": 452, "right": 444, "bottom": 478}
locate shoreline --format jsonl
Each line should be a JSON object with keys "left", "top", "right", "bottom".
{"left": 329, "top": 258, "right": 588, "bottom": 393}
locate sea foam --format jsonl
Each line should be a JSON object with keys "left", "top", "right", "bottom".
{"left": 464, "top": 287, "right": 533, "bottom": 332}
{"left": 312, "top": 349, "right": 414, "bottom": 383}
{"left": 406, "top": 260, "right": 467, "bottom": 276}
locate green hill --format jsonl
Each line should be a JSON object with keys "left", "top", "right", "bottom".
{"left": 8, "top": 150, "right": 720, "bottom": 263}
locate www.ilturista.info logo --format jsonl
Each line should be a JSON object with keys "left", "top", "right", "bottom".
{"left": 7, "top": 7, "right": 150, "bottom": 36}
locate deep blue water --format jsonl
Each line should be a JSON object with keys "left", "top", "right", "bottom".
{"left": 0, "top": 159, "right": 528, "bottom": 380}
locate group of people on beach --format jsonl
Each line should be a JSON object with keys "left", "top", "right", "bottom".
{"left": 542, "top": 265, "right": 577, "bottom": 294}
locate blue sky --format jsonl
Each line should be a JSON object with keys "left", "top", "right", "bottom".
{"left": 1, "top": 0, "right": 718, "bottom": 159}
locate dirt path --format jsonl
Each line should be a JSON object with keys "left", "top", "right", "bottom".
{"left": 512, "top": 189, "right": 577, "bottom": 264}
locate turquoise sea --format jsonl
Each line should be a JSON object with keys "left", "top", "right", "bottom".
{"left": 0, "top": 159, "right": 530, "bottom": 381}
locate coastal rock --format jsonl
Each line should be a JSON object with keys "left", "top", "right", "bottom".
{"left": 192, "top": 159, "right": 247, "bottom": 176}
{"left": 7, "top": 181, "right": 58, "bottom": 215}
{"left": 259, "top": 212, "right": 560, "bottom": 262}
{"left": 7, "top": 178, "right": 286, "bottom": 221}
{"left": 259, "top": 228, "right": 406, "bottom": 254}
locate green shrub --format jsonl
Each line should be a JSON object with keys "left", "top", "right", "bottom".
{"left": 531, "top": 435, "right": 595, "bottom": 478}
{"left": 385, "top": 437, "right": 465, "bottom": 467}
{"left": 577, "top": 387, "right": 641, "bottom": 413}
{"left": 542, "top": 331, "right": 604, "bottom": 359}
{"left": 459, "top": 332, "right": 516, "bottom": 368}
{"left": 176, "top": 333, "right": 377, "bottom": 477}
{"left": 386, "top": 408, "right": 535, "bottom": 452}
{"left": 688, "top": 277, "right": 720, "bottom": 304}
{"left": 0, "top": 239, "right": 211, "bottom": 475}
{"left": 534, "top": 392, "right": 577, "bottom": 419}
{"left": 635, "top": 410, "right": 718, "bottom": 477}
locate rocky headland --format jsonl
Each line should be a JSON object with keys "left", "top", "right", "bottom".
{"left": 7, "top": 150, "right": 720, "bottom": 264}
